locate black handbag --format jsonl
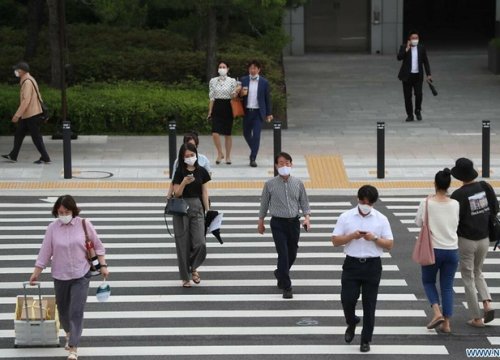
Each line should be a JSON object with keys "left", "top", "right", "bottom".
{"left": 480, "top": 181, "right": 500, "bottom": 246}
{"left": 165, "top": 196, "right": 189, "bottom": 216}
{"left": 164, "top": 195, "right": 189, "bottom": 237}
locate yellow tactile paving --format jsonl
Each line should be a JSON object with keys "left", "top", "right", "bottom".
{"left": 0, "top": 155, "right": 498, "bottom": 190}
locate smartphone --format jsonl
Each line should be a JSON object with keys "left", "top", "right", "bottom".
{"left": 358, "top": 231, "right": 367, "bottom": 235}
{"left": 303, "top": 223, "right": 309, "bottom": 232}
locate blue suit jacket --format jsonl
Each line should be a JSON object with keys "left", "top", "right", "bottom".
{"left": 240, "top": 75, "right": 272, "bottom": 121}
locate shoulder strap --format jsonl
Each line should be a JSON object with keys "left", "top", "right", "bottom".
{"left": 82, "top": 218, "right": 90, "bottom": 241}
{"left": 424, "top": 196, "right": 430, "bottom": 226}
{"left": 22, "top": 78, "right": 43, "bottom": 105}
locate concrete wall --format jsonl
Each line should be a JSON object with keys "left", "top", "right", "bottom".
{"left": 283, "top": 6, "right": 305, "bottom": 56}
{"left": 284, "top": 0, "right": 403, "bottom": 55}
{"left": 370, "top": 0, "right": 403, "bottom": 54}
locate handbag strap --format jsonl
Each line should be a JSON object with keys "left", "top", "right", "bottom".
{"left": 22, "top": 78, "right": 44, "bottom": 107}
{"left": 82, "top": 219, "right": 93, "bottom": 258}
{"left": 423, "top": 196, "right": 430, "bottom": 227}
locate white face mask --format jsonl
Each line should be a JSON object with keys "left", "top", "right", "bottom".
{"left": 184, "top": 156, "right": 197, "bottom": 166}
{"left": 277, "top": 166, "right": 292, "bottom": 177}
{"left": 14, "top": 70, "right": 20, "bottom": 78}
{"left": 59, "top": 214, "right": 73, "bottom": 224}
{"left": 410, "top": 39, "right": 419, "bottom": 46}
{"left": 358, "top": 204, "right": 372, "bottom": 215}
{"left": 218, "top": 68, "right": 228, "bottom": 76}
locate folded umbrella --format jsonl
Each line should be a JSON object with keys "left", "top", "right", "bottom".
{"left": 205, "top": 210, "right": 223, "bottom": 244}
{"left": 427, "top": 79, "right": 438, "bottom": 96}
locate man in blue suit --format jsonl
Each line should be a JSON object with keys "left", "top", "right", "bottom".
{"left": 240, "top": 60, "right": 273, "bottom": 167}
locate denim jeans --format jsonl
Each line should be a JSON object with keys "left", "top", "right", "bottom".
{"left": 421, "top": 248, "right": 459, "bottom": 317}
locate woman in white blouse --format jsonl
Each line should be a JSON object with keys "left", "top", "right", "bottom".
{"left": 208, "top": 61, "right": 240, "bottom": 165}
{"left": 415, "top": 168, "right": 460, "bottom": 333}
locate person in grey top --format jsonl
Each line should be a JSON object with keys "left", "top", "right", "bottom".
{"left": 258, "top": 152, "right": 311, "bottom": 299}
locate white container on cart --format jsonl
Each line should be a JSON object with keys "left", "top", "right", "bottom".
{"left": 14, "top": 282, "right": 60, "bottom": 348}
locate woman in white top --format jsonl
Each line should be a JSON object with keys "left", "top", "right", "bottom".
{"left": 415, "top": 168, "right": 459, "bottom": 333}
{"left": 207, "top": 61, "right": 239, "bottom": 165}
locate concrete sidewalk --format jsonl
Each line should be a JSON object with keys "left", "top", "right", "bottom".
{"left": 0, "top": 50, "right": 499, "bottom": 194}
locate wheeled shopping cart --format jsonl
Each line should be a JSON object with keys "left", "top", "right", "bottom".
{"left": 14, "top": 282, "right": 60, "bottom": 347}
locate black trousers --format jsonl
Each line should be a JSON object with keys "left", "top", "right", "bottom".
{"left": 270, "top": 217, "right": 300, "bottom": 290}
{"left": 9, "top": 114, "right": 50, "bottom": 161}
{"left": 341, "top": 256, "right": 382, "bottom": 343}
{"left": 402, "top": 73, "right": 423, "bottom": 117}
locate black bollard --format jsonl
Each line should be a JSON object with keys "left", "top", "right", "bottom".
{"left": 62, "top": 121, "right": 72, "bottom": 179}
{"left": 482, "top": 120, "right": 490, "bottom": 178}
{"left": 273, "top": 120, "right": 282, "bottom": 176}
{"left": 168, "top": 120, "right": 177, "bottom": 179}
{"left": 377, "top": 122, "right": 385, "bottom": 179}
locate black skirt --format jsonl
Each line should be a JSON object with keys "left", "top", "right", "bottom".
{"left": 211, "top": 99, "right": 233, "bottom": 136}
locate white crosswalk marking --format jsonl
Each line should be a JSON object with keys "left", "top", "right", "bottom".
{"left": 0, "top": 195, "right": 455, "bottom": 358}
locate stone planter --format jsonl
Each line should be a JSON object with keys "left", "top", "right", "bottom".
{"left": 488, "top": 41, "right": 500, "bottom": 74}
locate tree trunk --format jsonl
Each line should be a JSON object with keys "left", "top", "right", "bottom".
{"left": 47, "top": 0, "right": 62, "bottom": 88}
{"left": 24, "top": 0, "right": 44, "bottom": 60}
{"left": 205, "top": 2, "right": 217, "bottom": 82}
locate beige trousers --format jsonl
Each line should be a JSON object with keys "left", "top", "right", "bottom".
{"left": 458, "top": 236, "right": 492, "bottom": 318}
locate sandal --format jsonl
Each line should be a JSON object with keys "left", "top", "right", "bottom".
{"left": 192, "top": 271, "right": 201, "bottom": 284}
{"left": 484, "top": 309, "right": 495, "bottom": 324}
{"left": 67, "top": 351, "right": 78, "bottom": 360}
{"left": 182, "top": 280, "right": 191, "bottom": 288}
{"left": 467, "top": 319, "right": 485, "bottom": 328}
{"left": 426, "top": 316, "right": 445, "bottom": 329}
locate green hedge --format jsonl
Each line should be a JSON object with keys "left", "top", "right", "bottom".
{"left": 0, "top": 82, "right": 245, "bottom": 135}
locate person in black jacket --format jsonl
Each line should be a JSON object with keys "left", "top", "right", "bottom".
{"left": 397, "top": 30, "right": 432, "bottom": 122}
{"left": 450, "top": 158, "right": 497, "bottom": 327}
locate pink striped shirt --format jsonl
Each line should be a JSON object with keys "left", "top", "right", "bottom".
{"left": 35, "top": 217, "right": 105, "bottom": 281}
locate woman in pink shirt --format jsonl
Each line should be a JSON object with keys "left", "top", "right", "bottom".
{"left": 29, "top": 195, "right": 109, "bottom": 360}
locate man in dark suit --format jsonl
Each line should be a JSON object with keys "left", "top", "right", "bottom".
{"left": 397, "top": 30, "right": 432, "bottom": 122}
{"left": 240, "top": 60, "right": 273, "bottom": 167}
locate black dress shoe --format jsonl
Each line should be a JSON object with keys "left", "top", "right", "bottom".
{"left": 405, "top": 116, "right": 414, "bottom": 122}
{"left": 415, "top": 111, "right": 422, "bottom": 121}
{"left": 250, "top": 160, "right": 257, "bottom": 167}
{"left": 344, "top": 316, "right": 360, "bottom": 343}
{"left": 282, "top": 288, "right": 293, "bottom": 299}
{"left": 33, "top": 158, "right": 51, "bottom": 164}
{"left": 1, "top": 154, "right": 16, "bottom": 163}
{"left": 360, "top": 342, "right": 370, "bottom": 352}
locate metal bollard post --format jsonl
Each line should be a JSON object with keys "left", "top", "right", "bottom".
{"left": 168, "top": 120, "right": 177, "bottom": 179}
{"left": 273, "top": 120, "right": 282, "bottom": 176}
{"left": 62, "top": 121, "right": 72, "bottom": 179}
{"left": 482, "top": 120, "right": 490, "bottom": 178}
{"left": 377, "top": 122, "right": 385, "bottom": 179}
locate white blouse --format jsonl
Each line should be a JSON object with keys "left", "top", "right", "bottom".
{"left": 415, "top": 197, "right": 459, "bottom": 250}
{"left": 209, "top": 76, "right": 237, "bottom": 101}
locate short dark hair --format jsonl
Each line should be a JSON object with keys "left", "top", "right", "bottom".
{"left": 408, "top": 29, "right": 419, "bottom": 38}
{"left": 183, "top": 131, "right": 199, "bottom": 147}
{"left": 357, "top": 185, "right": 379, "bottom": 204}
{"left": 274, "top": 152, "right": 292, "bottom": 164}
{"left": 435, "top": 168, "right": 452, "bottom": 191}
{"left": 52, "top": 195, "right": 80, "bottom": 218}
{"left": 248, "top": 60, "right": 262, "bottom": 69}
{"left": 218, "top": 61, "right": 229, "bottom": 69}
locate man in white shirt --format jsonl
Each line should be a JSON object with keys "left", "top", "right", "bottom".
{"left": 397, "top": 30, "right": 432, "bottom": 122}
{"left": 332, "top": 185, "right": 394, "bottom": 353}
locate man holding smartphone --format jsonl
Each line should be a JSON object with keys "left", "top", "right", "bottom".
{"left": 397, "top": 30, "right": 432, "bottom": 122}
{"left": 331, "top": 185, "right": 394, "bottom": 353}
{"left": 258, "top": 152, "right": 310, "bottom": 299}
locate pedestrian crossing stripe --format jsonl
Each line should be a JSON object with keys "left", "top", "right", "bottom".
{"left": 0, "top": 326, "right": 439, "bottom": 338}
{"left": 0, "top": 278, "right": 407, "bottom": 290}
{"left": 0, "top": 345, "right": 449, "bottom": 357}
{"left": 0, "top": 264, "right": 400, "bottom": 274}
{"left": 488, "top": 337, "right": 500, "bottom": 345}
{"left": 0, "top": 309, "right": 425, "bottom": 321}
{"left": 454, "top": 286, "right": 500, "bottom": 294}
{"left": 0, "top": 293, "right": 417, "bottom": 305}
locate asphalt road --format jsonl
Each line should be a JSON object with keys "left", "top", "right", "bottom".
{"left": 0, "top": 195, "right": 498, "bottom": 360}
